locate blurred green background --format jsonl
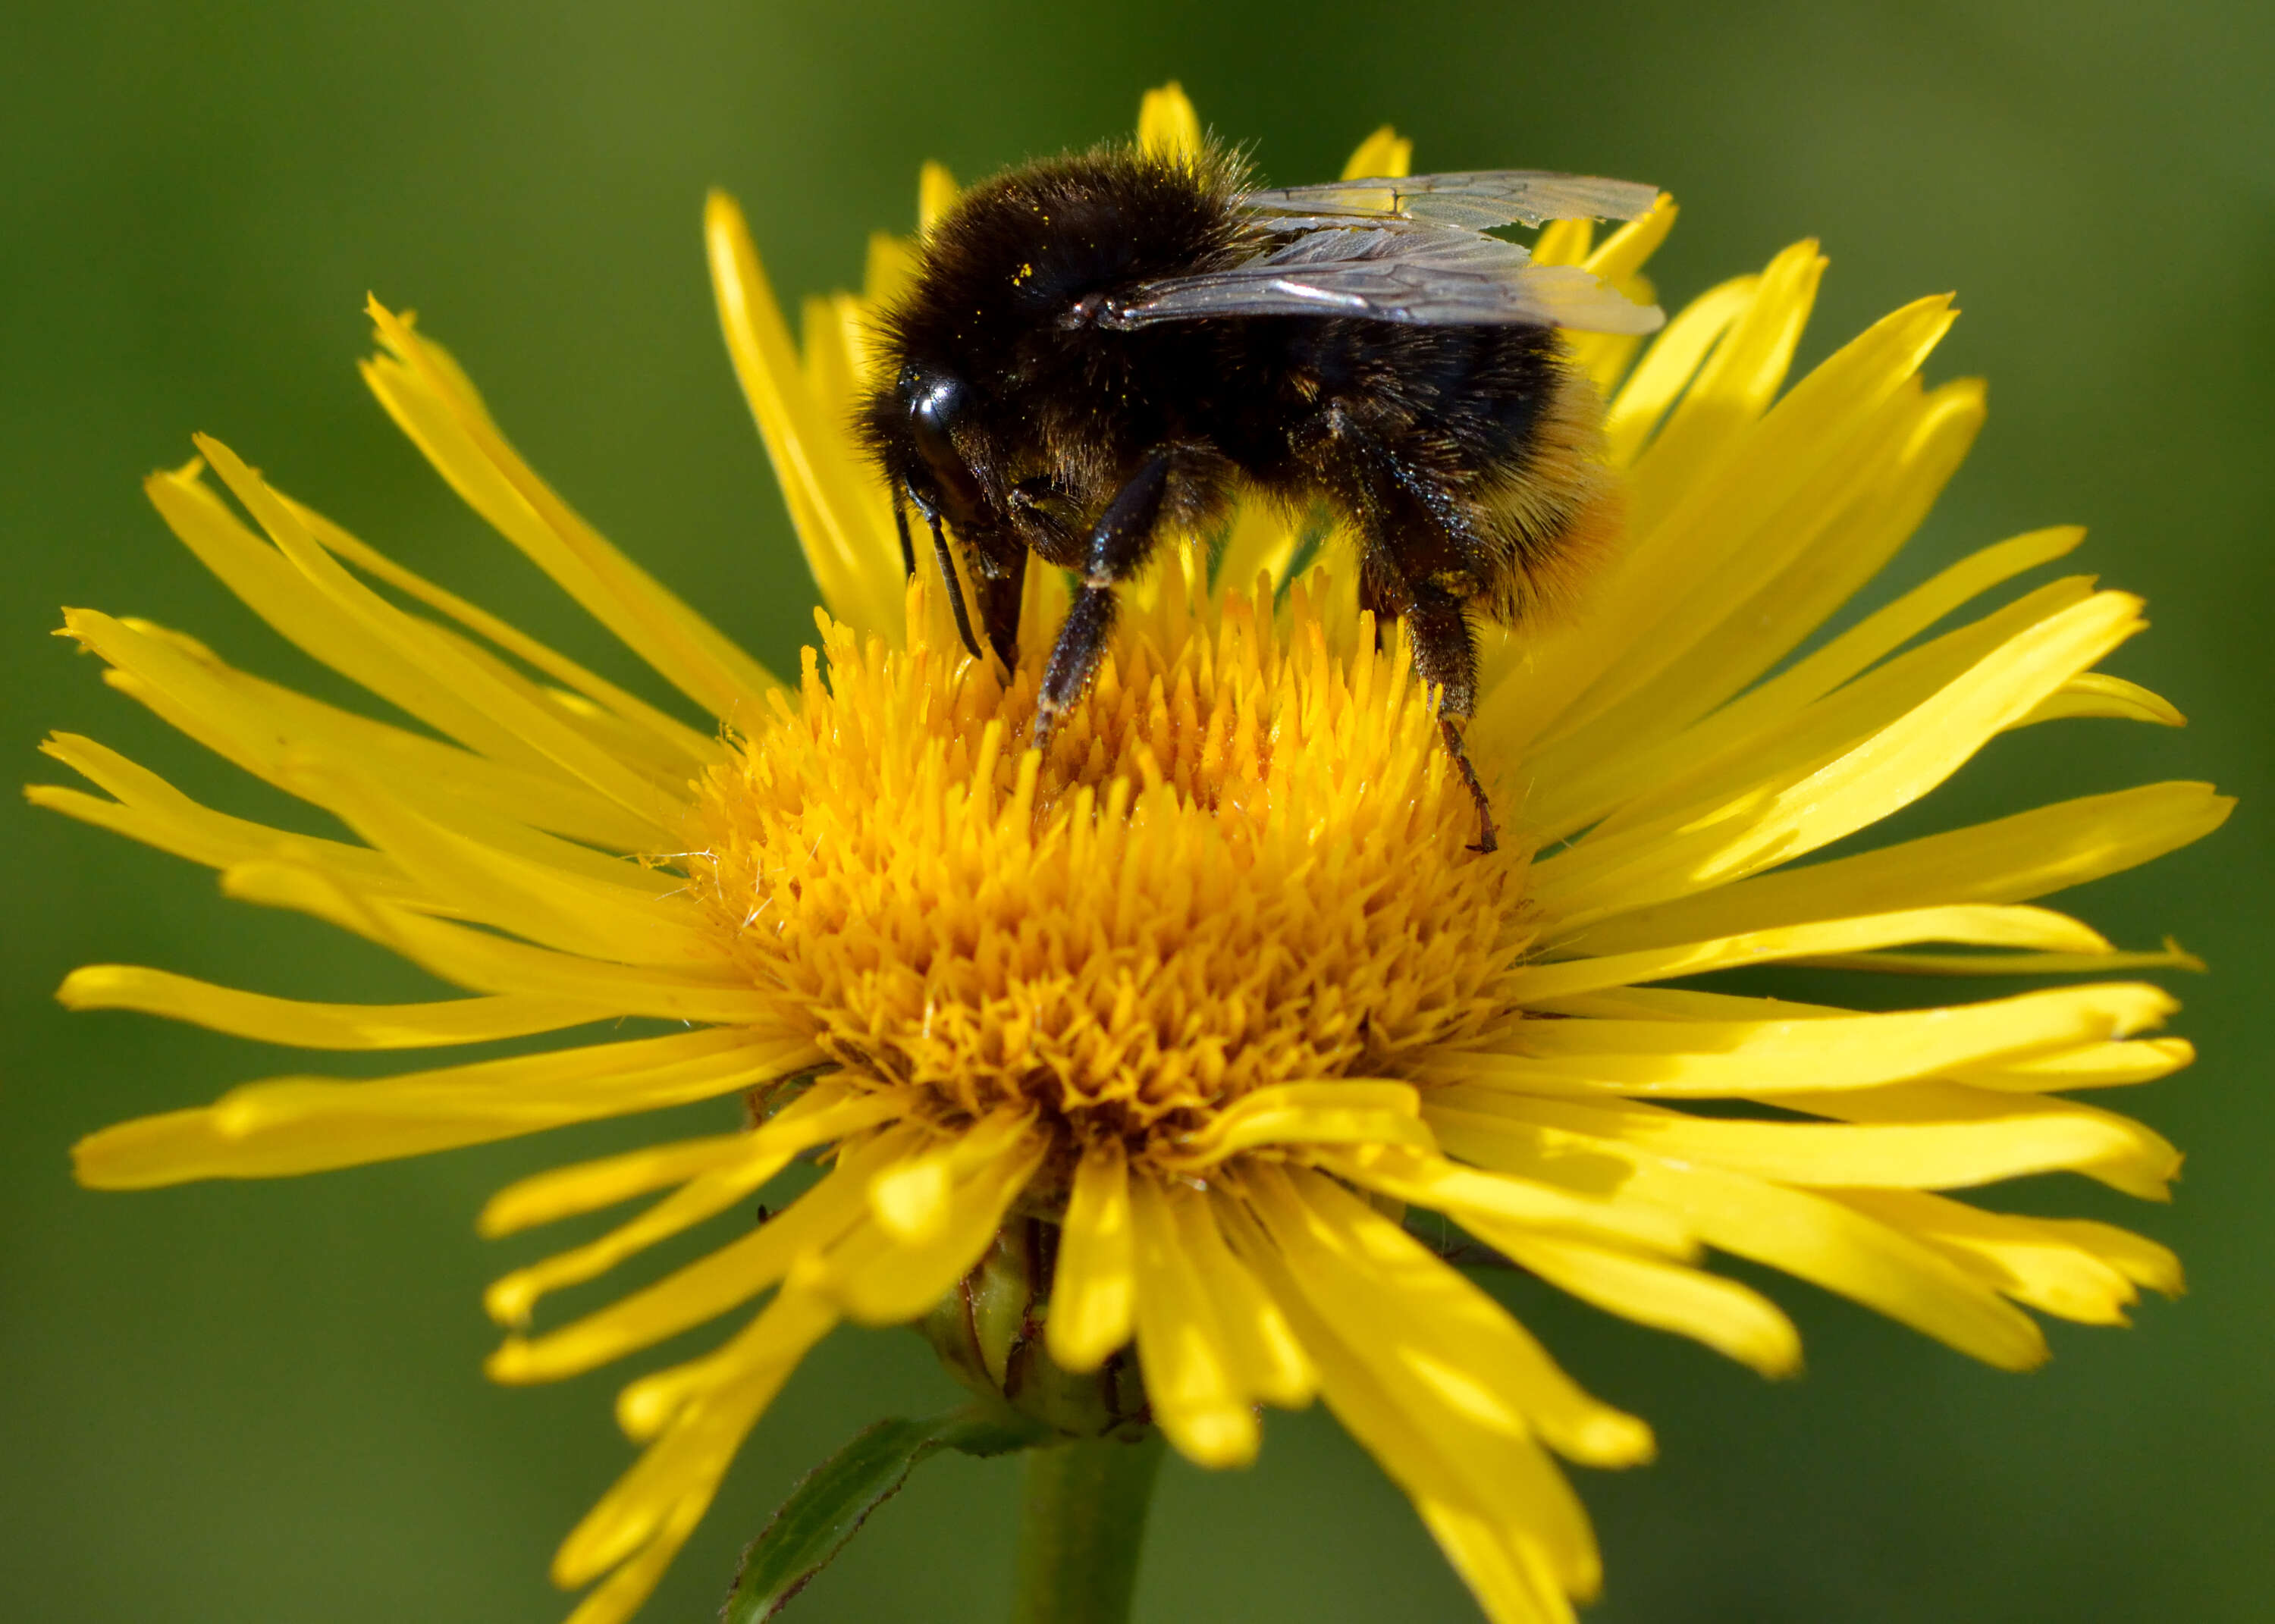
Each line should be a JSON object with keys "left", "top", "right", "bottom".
{"left": 4, "top": 2, "right": 2269, "bottom": 1619}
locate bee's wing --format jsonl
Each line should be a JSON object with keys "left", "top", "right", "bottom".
{"left": 1241, "top": 171, "right": 1662, "bottom": 231}
{"left": 1105, "top": 227, "right": 1664, "bottom": 334}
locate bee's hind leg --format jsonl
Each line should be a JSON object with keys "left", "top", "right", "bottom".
{"left": 1034, "top": 450, "right": 1177, "bottom": 753}
{"left": 1401, "top": 583, "right": 1499, "bottom": 854}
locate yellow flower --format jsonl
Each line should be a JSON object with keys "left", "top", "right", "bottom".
{"left": 42, "top": 83, "right": 2226, "bottom": 1624}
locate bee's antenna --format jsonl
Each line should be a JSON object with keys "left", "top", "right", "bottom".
{"left": 909, "top": 481, "right": 990, "bottom": 667}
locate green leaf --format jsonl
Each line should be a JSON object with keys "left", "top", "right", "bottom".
{"left": 720, "top": 1405, "right": 1054, "bottom": 1622}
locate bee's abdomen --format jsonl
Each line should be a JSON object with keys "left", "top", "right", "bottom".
{"left": 1225, "top": 318, "right": 1621, "bottom": 629}
{"left": 1470, "top": 350, "right": 1623, "bottom": 627}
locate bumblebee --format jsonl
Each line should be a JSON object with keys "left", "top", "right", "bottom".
{"left": 858, "top": 140, "right": 1663, "bottom": 851}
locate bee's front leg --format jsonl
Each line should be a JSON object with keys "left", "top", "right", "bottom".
{"left": 890, "top": 481, "right": 920, "bottom": 579}
{"left": 968, "top": 566, "right": 1026, "bottom": 677}
{"left": 905, "top": 485, "right": 990, "bottom": 667}
{"left": 1032, "top": 450, "right": 1177, "bottom": 751}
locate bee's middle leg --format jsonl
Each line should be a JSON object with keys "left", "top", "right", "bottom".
{"left": 1401, "top": 582, "right": 1499, "bottom": 854}
{"left": 1034, "top": 450, "right": 1175, "bottom": 750}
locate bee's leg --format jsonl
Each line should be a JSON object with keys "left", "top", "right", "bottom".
{"left": 911, "top": 490, "right": 989, "bottom": 666}
{"left": 890, "top": 481, "right": 918, "bottom": 578}
{"left": 1356, "top": 548, "right": 1405, "bottom": 654}
{"left": 1326, "top": 409, "right": 1500, "bottom": 853}
{"left": 1402, "top": 582, "right": 1498, "bottom": 855}
{"left": 971, "top": 567, "right": 1025, "bottom": 676}
{"left": 1034, "top": 451, "right": 1175, "bottom": 751}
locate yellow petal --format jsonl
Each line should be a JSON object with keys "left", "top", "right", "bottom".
{"left": 1451, "top": 981, "right": 2173, "bottom": 1097}
{"left": 1582, "top": 196, "right": 1677, "bottom": 289}
{"left": 2008, "top": 671, "right": 2186, "bottom": 730}
{"left": 1520, "top": 984, "right": 1845, "bottom": 1023}
{"left": 800, "top": 292, "right": 866, "bottom": 415}
{"left": 57, "top": 964, "right": 607, "bottom": 1050}
{"left": 916, "top": 161, "right": 959, "bottom": 235}
{"left": 1830, "top": 1189, "right": 2179, "bottom": 1324}
{"left": 551, "top": 1284, "right": 836, "bottom": 1601}
{"left": 480, "top": 1134, "right": 757, "bottom": 1239}
{"left": 1483, "top": 1230, "right": 1802, "bottom": 1378}
{"left": 74, "top": 1027, "right": 814, "bottom": 1189}
{"left": 1138, "top": 82, "right": 1203, "bottom": 161}
{"left": 1572, "top": 781, "right": 2233, "bottom": 958}
{"left": 1597, "top": 274, "right": 1756, "bottom": 469}
{"left": 559, "top": 1497, "right": 708, "bottom": 1624}
{"left": 1567, "top": 573, "right": 2096, "bottom": 851}
{"left": 281, "top": 760, "right": 726, "bottom": 970}
{"left": 1127, "top": 1174, "right": 1261, "bottom": 1466}
{"left": 1251, "top": 1165, "right": 1654, "bottom": 1468}
{"left": 1529, "top": 218, "right": 1593, "bottom": 268}
{"left": 1805, "top": 1080, "right": 2180, "bottom": 1200}
{"left": 217, "top": 862, "right": 779, "bottom": 1023}
{"left": 1561, "top": 199, "right": 1677, "bottom": 401}
{"left": 1448, "top": 1090, "right": 2175, "bottom": 1196}
{"left": 1179, "top": 1187, "right": 1316, "bottom": 1408}
{"left": 489, "top": 1131, "right": 910, "bottom": 1383}
{"left": 1535, "top": 592, "right": 2150, "bottom": 933}
{"left": 865, "top": 1108, "right": 1035, "bottom": 1243}
{"left": 168, "top": 446, "right": 692, "bottom": 831}
{"left": 33, "top": 734, "right": 418, "bottom": 902}
{"left": 823, "top": 1123, "right": 1046, "bottom": 1325}
{"left": 1176, "top": 1080, "right": 1434, "bottom": 1162}
{"left": 484, "top": 1087, "right": 899, "bottom": 1328}
{"left": 863, "top": 230, "right": 920, "bottom": 309}
{"left": 1620, "top": 240, "right": 1831, "bottom": 533}
{"left": 1413, "top": 1497, "right": 1579, "bottom": 1624}
{"left": 69, "top": 575, "right": 673, "bottom": 856}
{"left": 1046, "top": 1140, "right": 1138, "bottom": 1372}
{"left": 704, "top": 192, "right": 905, "bottom": 635}
{"left": 1517, "top": 381, "right": 1991, "bottom": 840}
{"left": 1492, "top": 246, "right": 1825, "bottom": 749}
{"left": 1430, "top": 1108, "right": 2048, "bottom": 1370}
{"left": 361, "top": 303, "right": 781, "bottom": 723}
{"left": 1222, "top": 1170, "right": 1609, "bottom": 1600}
{"left": 1340, "top": 124, "right": 1412, "bottom": 181}
{"left": 1787, "top": 942, "right": 2205, "bottom": 977}
{"left": 1504, "top": 904, "right": 2117, "bottom": 1004}
{"left": 140, "top": 464, "right": 568, "bottom": 784}
{"left": 1962, "top": 1036, "right": 2195, "bottom": 1092}
{"left": 1548, "top": 295, "right": 1957, "bottom": 745}
{"left": 1526, "top": 521, "right": 2077, "bottom": 844}
{"left": 1307, "top": 1142, "right": 1690, "bottom": 1254}
{"left": 285, "top": 491, "right": 720, "bottom": 774}
{"left": 1232, "top": 1265, "right": 1597, "bottom": 1621}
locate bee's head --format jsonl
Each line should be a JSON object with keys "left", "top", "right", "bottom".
{"left": 858, "top": 356, "right": 1029, "bottom": 667}
{"left": 885, "top": 362, "right": 990, "bottom": 536}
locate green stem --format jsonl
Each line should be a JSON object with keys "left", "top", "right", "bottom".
{"left": 1009, "top": 1431, "right": 1166, "bottom": 1624}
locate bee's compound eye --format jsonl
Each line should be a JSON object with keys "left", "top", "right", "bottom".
{"left": 905, "top": 371, "right": 984, "bottom": 514}
{"left": 907, "top": 372, "right": 966, "bottom": 459}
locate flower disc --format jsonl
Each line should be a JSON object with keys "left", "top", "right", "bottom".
{"left": 691, "top": 564, "right": 1522, "bottom": 1171}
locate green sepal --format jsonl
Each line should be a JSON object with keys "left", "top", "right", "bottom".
{"left": 719, "top": 1403, "right": 1053, "bottom": 1622}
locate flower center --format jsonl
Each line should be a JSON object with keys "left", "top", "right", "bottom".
{"left": 686, "top": 556, "right": 1527, "bottom": 1171}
